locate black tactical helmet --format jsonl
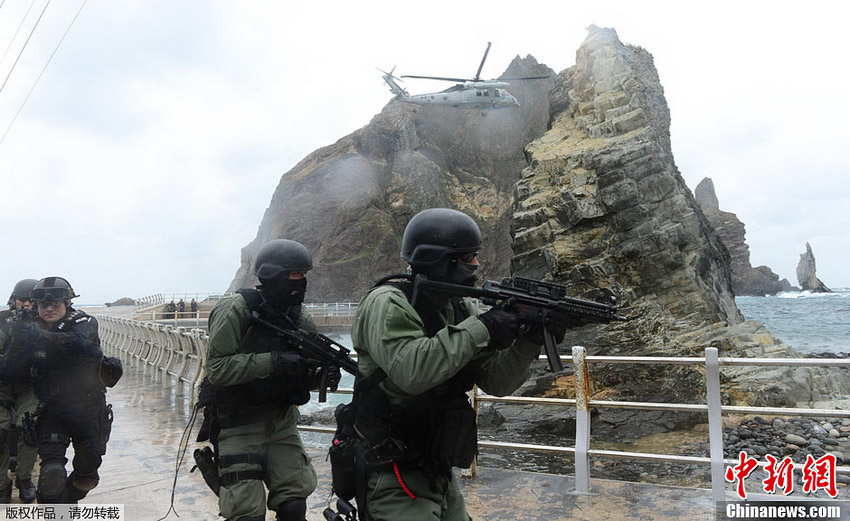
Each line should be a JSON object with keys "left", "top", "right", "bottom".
{"left": 8, "top": 278, "right": 38, "bottom": 306}
{"left": 31, "top": 276, "right": 79, "bottom": 303}
{"left": 254, "top": 239, "right": 313, "bottom": 279}
{"left": 401, "top": 208, "right": 482, "bottom": 267}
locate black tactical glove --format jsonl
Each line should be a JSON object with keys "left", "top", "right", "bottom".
{"left": 477, "top": 306, "right": 519, "bottom": 350}
{"left": 521, "top": 318, "right": 568, "bottom": 346}
{"left": 326, "top": 364, "right": 342, "bottom": 392}
{"left": 270, "top": 351, "right": 310, "bottom": 388}
{"left": 11, "top": 321, "right": 39, "bottom": 344}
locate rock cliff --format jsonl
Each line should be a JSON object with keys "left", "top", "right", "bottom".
{"left": 797, "top": 243, "right": 832, "bottom": 293}
{"left": 502, "top": 26, "right": 848, "bottom": 435}
{"left": 694, "top": 178, "right": 793, "bottom": 296}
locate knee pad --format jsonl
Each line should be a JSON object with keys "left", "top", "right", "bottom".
{"left": 276, "top": 498, "right": 307, "bottom": 521}
{"left": 38, "top": 462, "right": 67, "bottom": 497}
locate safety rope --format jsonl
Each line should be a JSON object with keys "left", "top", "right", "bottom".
{"left": 392, "top": 461, "right": 416, "bottom": 500}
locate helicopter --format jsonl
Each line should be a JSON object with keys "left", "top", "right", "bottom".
{"left": 379, "top": 42, "right": 549, "bottom": 109}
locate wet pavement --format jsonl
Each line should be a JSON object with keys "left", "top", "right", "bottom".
{"left": 53, "top": 369, "right": 718, "bottom": 521}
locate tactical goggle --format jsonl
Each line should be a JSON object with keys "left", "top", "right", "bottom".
{"left": 31, "top": 288, "right": 73, "bottom": 302}
{"left": 457, "top": 251, "right": 478, "bottom": 263}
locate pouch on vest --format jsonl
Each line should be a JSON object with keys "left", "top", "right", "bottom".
{"left": 429, "top": 396, "right": 478, "bottom": 468}
{"left": 99, "top": 356, "right": 123, "bottom": 388}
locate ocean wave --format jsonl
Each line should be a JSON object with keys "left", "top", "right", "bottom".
{"left": 776, "top": 289, "right": 849, "bottom": 299}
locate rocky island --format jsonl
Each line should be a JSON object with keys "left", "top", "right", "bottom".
{"left": 797, "top": 242, "right": 832, "bottom": 293}
{"left": 693, "top": 178, "right": 793, "bottom": 296}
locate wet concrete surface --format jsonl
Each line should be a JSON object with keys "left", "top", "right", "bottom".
{"left": 45, "top": 369, "right": 717, "bottom": 520}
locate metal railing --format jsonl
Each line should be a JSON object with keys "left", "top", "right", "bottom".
{"left": 97, "top": 315, "right": 209, "bottom": 402}
{"left": 96, "top": 316, "right": 850, "bottom": 500}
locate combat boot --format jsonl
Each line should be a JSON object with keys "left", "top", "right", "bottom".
{"left": 0, "top": 483, "right": 11, "bottom": 504}
{"left": 16, "top": 479, "right": 36, "bottom": 503}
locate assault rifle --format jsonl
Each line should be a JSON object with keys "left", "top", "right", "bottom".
{"left": 250, "top": 311, "right": 360, "bottom": 402}
{"left": 411, "top": 275, "right": 628, "bottom": 372}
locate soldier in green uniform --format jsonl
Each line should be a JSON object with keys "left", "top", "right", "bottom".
{"left": 0, "top": 279, "right": 39, "bottom": 504}
{"left": 205, "top": 239, "right": 340, "bottom": 521}
{"left": 351, "top": 208, "right": 567, "bottom": 521}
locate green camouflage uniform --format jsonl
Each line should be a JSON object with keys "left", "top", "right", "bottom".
{"left": 352, "top": 285, "right": 540, "bottom": 521}
{"left": 0, "top": 310, "right": 39, "bottom": 491}
{"left": 204, "top": 294, "right": 318, "bottom": 521}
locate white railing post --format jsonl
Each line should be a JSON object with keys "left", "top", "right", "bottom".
{"left": 705, "top": 347, "right": 726, "bottom": 503}
{"left": 572, "top": 345, "right": 591, "bottom": 493}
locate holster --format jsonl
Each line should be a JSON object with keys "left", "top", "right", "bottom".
{"left": 21, "top": 412, "right": 38, "bottom": 447}
{"left": 191, "top": 446, "right": 220, "bottom": 496}
{"left": 329, "top": 403, "right": 358, "bottom": 501}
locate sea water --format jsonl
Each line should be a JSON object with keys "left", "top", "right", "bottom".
{"left": 735, "top": 287, "right": 850, "bottom": 354}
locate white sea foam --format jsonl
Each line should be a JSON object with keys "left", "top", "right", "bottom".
{"left": 776, "top": 289, "right": 848, "bottom": 299}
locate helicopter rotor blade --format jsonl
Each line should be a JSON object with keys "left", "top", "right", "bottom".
{"left": 473, "top": 42, "right": 492, "bottom": 82}
{"left": 401, "top": 74, "right": 471, "bottom": 83}
{"left": 499, "top": 75, "right": 552, "bottom": 81}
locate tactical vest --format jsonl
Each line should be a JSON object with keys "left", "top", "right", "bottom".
{"left": 208, "top": 289, "right": 309, "bottom": 415}
{"left": 354, "top": 276, "right": 479, "bottom": 475}
{"left": 32, "top": 309, "right": 104, "bottom": 407}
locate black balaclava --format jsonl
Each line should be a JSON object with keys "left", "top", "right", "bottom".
{"left": 260, "top": 274, "right": 307, "bottom": 310}
{"left": 416, "top": 257, "right": 479, "bottom": 287}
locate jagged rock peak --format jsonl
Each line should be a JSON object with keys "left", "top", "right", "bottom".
{"left": 507, "top": 26, "right": 850, "bottom": 430}
{"left": 694, "top": 177, "right": 793, "bottom": 296}
{"left": 514, "top": 25, "right": 741, "bottom": 334}
{"left": 694, "top": 178, "right": 720, "bottom": 213}
{"left": 797, "top": 242, "right": 832, "bottom": 292}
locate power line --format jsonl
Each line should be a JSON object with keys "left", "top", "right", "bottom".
{"left": 0, "top": 0, "right": 39, "bottom": 68}
{"left": 0, "top": 0, "right": 88, "bottom": 147}
{"left": 0, "top": 0, "right": 52, "bottom": 96}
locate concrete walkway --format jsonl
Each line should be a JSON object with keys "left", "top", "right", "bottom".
{"left": 44, "top": 369, "right": 717, "bottom": 521}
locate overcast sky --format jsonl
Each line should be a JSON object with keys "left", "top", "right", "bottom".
{"left": 1, "top": 1, "right": 848, "bottom": 305}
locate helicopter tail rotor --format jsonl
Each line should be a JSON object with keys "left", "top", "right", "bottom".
{"left": 378, "top": 66, "right": 408, "bottom": 97}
